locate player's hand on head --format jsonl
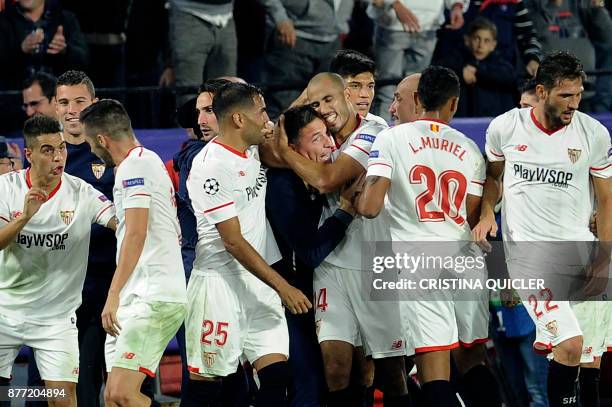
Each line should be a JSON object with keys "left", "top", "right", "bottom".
{"left": 275, "top": 115, "right": 290, "bottom": 151}
{"left": 101, "top": 294, "right": 122, "bottom": 337}
{"left": 23, "top": 188, "right": 48, "bottom": 219}
{"left": 279, "top": 283, "right": 312, "bottom": 314}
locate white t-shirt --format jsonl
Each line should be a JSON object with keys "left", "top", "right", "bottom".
{"left": 368, "top": 119, "right": 485, "bottom": 241}
{"left": 187, "top": 139, "right": 281, "bottom": 274}
{"left": 323, "top": 115, "right": 389, "bottom": 270}
{"left": 485, "top": 108, "right": 612, "bottom": 242}
{"left": 113, "top": 146, "right": 186, "bottom": 304}
{"left": 365, "top": 112, "right": 389, "bottom": 128}
{"left": 0, "top": 169, "right": 115, "bottom": 324}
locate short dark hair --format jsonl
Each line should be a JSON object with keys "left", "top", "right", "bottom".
{"left": 23, "top": 72, "right": 57, "bottom": 100}
{"left": 23, "top": 115, "right": 62, "bottom": 148}
{"left": 198, "top": 78, "right": 231, "bottom": 96}
{"left": 536, "top": 51, "right": 586, "bottom": 91}
{"left": 467, "top": 17, "right": 497, "bottom": 40}
{"left": 417, "top": 66, "right": 460, "bottom": 111}
{"left": 212, "top": 83, "right": 263, "bottom": 121}
{"left": 80, "top": 99, "right": 133, "bottom": 141}
{"left": 56, "top": 70, "right": 95, "bottom": 98}
{"left": 521, "top": 77, "right": 537, "bottom": 95}
{"left": 283, "top": 105, "right": 324, "bottom": 145}
{"left": 330, "top": 49, "right": 376, "bottom": 78}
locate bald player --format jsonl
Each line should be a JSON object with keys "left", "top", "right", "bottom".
{"left": 388, "top": 73, "right": 422, "bottom": 126}
{"left": 277, "top": 73, "right": 412, "bottom": 407}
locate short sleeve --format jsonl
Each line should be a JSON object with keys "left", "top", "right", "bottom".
{"left": 589, "top": 124, "right": 612, "bottom": 178}
{"left": 187, "top": 158, "right": 237, "bottom": 225}
{"left": 117, "top": 159, "right": 152, "bottom": 209}
{"left": 467, "top": 147, "right": 486, "bottom": 197}
{"left": 343, "top": 132, "right": 377, "bottom": 169}
{"left": 367, "top": 128, "right": 394, "bottom": 179}
{"left": 84, "top": 183, "right": 116, "bottom": 227}
{"left": 485, "top": 116, "right": 505, "bottom": 162}
{"left": 0, "top": 177, "right": 10, "bottom": 225}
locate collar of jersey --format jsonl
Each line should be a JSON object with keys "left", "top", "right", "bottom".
{"left": 415, "top": 118, "right": 449, "bottom": 126}
{"left": 335, "top": 114, "right": 363, "bottom": 150}
{"left": 25, "top": 168, "right": 63, "bottom": 201}
{"left": 530, "top": 108, "right": 565, "bottom": 136}
{"left": 212, "top": 140, "right": 247, "bottom": 158}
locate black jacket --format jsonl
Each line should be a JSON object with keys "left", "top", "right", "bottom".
{"left": 0, "top": 2, "right": 89, "bottom": 90}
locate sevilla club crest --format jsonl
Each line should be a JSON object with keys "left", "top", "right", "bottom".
{"left": 91, "top": 163, "right": 105, "bottom": 179}
{"left": 567, "top": 148, "right": 581, "bottom": 164}
{"left": 60, "top": 210, "right": 75, "bottom": 225}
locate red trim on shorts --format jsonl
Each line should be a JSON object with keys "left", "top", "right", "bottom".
{"left": 128, "top": 193, "right": 151, "bottom": 198}
{"left": 488, "top": 149, "right": 504, "bottom": 158}
{"left": 187, "top": 365, "right": 200, "bottom": 373}
{"left": 415, "top": 342, "right": 460, "bottom": 354}
{"left": 0, "top": 215, "right": 9, "bottom": 223}
{"left": 139, "top": 367, "right": 156, "bottom": 377}
{"left": 460, "top": 338, "right": 489, "bottom": 348}
{"left": 213, "top": 140, "right": 247, "bottom": 158}
{"left": 94, "top": 204, "right": 114, "bottom": 223}
{"left": 26, "top": 168, "right": 62, "bottom": 200}
{"left": 533, "top": 341, "right": 553, "bottom": 355}
{"left": 591, "top": 163, "right": 612, "bottom": 171}
{"left": 204, "top": 201, "right": 234, "bottom": 214}
{"left": 350, "top": 144, "right": 370, "bottom": 156}
{"left": 607, "top": 346, "right": 612, "bottom": 353}
{"left": 530, "top": 108, "right": 565, "bottom": 135}
{"left": 471, "top": 180, "right": 485, "bottom": 186}
{"left": 369, "top": 163, "right": 392, "bottom": 169}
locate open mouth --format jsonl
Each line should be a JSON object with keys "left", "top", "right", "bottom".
{"left": 52, "top": 166, "right": 64, "bottom": 175}
{"left": 323, "top": 113, "right": 337, "bottom": 126}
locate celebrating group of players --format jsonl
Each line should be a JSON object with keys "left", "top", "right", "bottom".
{"left": 0, "top": 48, "right": 611, "bottom": 407}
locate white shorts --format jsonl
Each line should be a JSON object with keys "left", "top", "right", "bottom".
{"left": 105, "top": 299, "right": 185, "bottom": 377}
{"left": 401, "top": 295, "right": 489, "bottom": 354}
{"left": 185, "top": 270, "right": 289, "bottom": 377}
{"left": 0, "top": 312, "right": 79, "bottom": 382}
{"left": 313, "top": 262, "right": 407, "bottom": 358}
{"left": 573, "top": 301, "right": 608, "bottom": 363}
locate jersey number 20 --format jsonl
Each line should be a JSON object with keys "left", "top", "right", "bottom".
{"left": 409, "top": 165, "right": 467, "bottom": 225}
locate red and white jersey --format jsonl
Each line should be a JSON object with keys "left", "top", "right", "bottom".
{"left": 187, "top": 139, "right": 280, "bottom": 274}
{"left": 0, "top": 169, "right": 115, "bottom": 324}
{"left": 485, "top": 108, "right": 612, "bottom": 241}
{"left": 324, "top": 116, "right": 389, "bottom": 270}
{"left": 367, "top": 119, "right": 485, "bottom": 241}
{"left": 114, "top": 146, "right": 186, "bottom": 304}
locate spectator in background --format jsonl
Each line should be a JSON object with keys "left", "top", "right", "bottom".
{"left": 260, "top": 0, "right": 342, "bottom": 119}
{"left": 0, "top": 0, "right": 88, "bottom": 90}
{"left": 367, "top": 0, "right": 468, "bottom": 122}
{"left": 0, "top": 137, "right": 18, "bottom": 175}
{"left": 433, "top": 0, "right": 542, "bottom": 78}
{"left": 62, "top": 0, "right": 130, "bottom": 90}
{"left": 169, "top": 0, "right": 237, "bottom": 104}
{"left": 330, "top": 49, "right": 388, "bottom": 126}
{"left": 440, "top": 18, "right": 516, "bottom": 117}
{"left": 22, "top": 71, "right": 57, "bottom": 118}
{"left": 525, "top": 0, "right": 612, "bottom": 111}
{"left": 519, "top": 77, "right": 538, "bottom": 108}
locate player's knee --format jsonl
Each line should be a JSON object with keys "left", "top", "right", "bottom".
{"left": 556, "top": 336, "right": 584, "bottom": 364}
{"left": 324, "top": 358, "right": 351, "bottom": 389}
{"left": 453, "top": 344, "right": 485, "bottom": 374}
{"left": 257, "top": 361, "right": 290, "bottom": 389}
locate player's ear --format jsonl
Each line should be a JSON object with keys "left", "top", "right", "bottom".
{"left": 535, "top": 84, "right": 547, "bottom": 101}
{"left": 449, "top": 96, "right": 459, "bottom": 115}
{"left": 413, "top": 92, "right": 420, "bottom": 114}
{"left": 231, "top": 112, "right": 243, "bottom": 129}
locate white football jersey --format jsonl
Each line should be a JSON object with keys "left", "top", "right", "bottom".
{"left": 114, "top": 146, "right": 186, "bottom": 304}
{"left": 324, "top": 115, "right": 389, "bottom": 270}
{"left": 187, "top": 139, "right": 281, "bottom": 274}
{"left": 485, "top": 108, "right": 612, "bottom": 241}
{"left": 365, "top": 112, "right": 389, "bottom": 128}
{"left": 0, "top": 169, "right": 115, "bottom": 324}
{"left": 367, "top": 119, "right": 485, "bottom": 241}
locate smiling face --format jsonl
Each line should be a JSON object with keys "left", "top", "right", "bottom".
{"left": 307, "top": 77, "right": 351, "bottom": 134}
{"left": 56, "top": 84, "right": 96, "bottom": 137}
{"left": 292, "top": 117, "right": 334, "bottom": 163}
{"left": 345, "top": 72, "right": 375, "bottom": 117}
{"left": 25, "top": 132, "right": 67, "bottom": 180}
{"left": 538, "top": 77, "right": 583, "bottom": 128}
{"left": 22, "top": 82, "right": 56, "bottom": 119}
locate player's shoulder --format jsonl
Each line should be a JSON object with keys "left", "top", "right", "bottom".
{"left": 572, "top": 110, "right": 609, "bottom": 136}
{"left": 365, "top": 113, "right": 389, "bottom": 128}
{"left": 355, "top": 116, "right": 389, "bottom": 138}
{"left": 488, "top": 107, "right": 524, "bottom": 134}
{"left": 0, "top": 169, "right": 25, "bottom": 187}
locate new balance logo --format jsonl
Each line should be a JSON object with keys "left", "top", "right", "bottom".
{"left": 514, "top": 145, "right": 528, "bottom": 151}
{"left": 121, "top": 352, "right": 135, "bottom": 360}
{"left": 391, "top": 340, "right": 403, "bottom": 349}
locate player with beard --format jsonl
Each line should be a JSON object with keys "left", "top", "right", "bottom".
{"left": 0, "top": 116, "right": 116, "bottom": 407}
{"left": 80, "top": 99, "right": 187, "bottom": 407}
{"left": 183, "top": 83, "right": 311, "bottom": 407}
{"left": 473, "top": 51, "right": 612, "bottom": 407}
{"left": 276, "top": 73, "right": 412, "bottom": 407}
{"left": 267, "top": 105, "right": 358, "bottom": 406}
